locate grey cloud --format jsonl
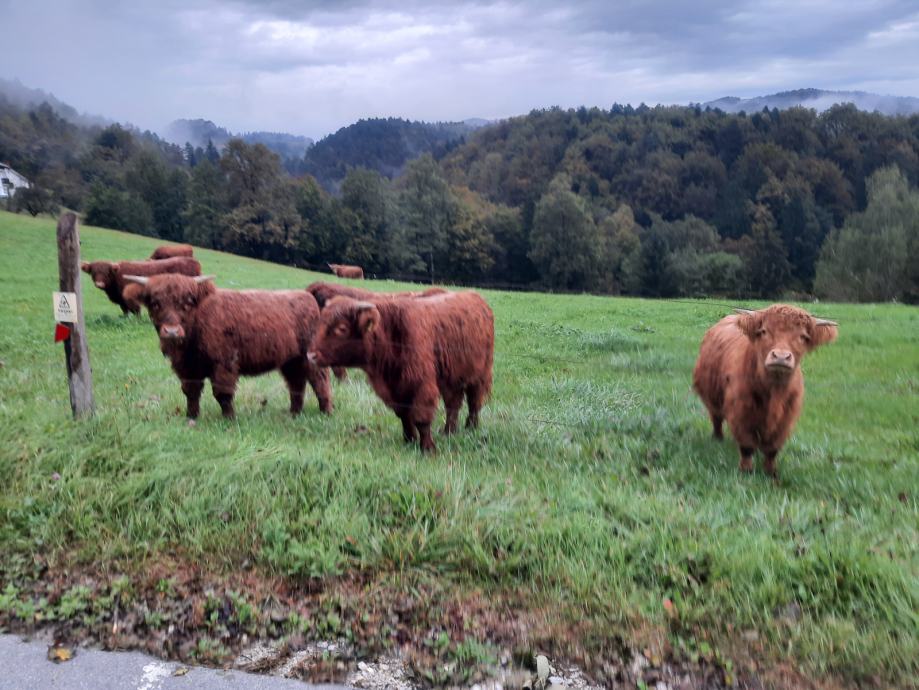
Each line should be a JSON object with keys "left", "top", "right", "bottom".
{"left": 1, "top": 0, "right": 918, "bottom": 139}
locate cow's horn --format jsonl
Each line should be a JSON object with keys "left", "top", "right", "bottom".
{"left": 354, "top": 301, "right": 375, "bottom": 310}
{"left": 123, "top": 275, "right": 149, "bottom": 285}
{"left": 733, "top": 308, "right": 757, "bottom": 316}
{"left": 814, "top": 318, "right": 838, "bottom": 327}
{"left": 193, "top": 275, "right": 216, "bottom": 284}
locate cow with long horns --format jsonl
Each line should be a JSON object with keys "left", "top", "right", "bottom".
{"left": 124, "top": 273, "right": 332, "bottom": 420}
{"left": 81, "top": 256, "right": 201, "bottom": 315}
{"left": 693, "top": 304, "right": 838, "bottom": 477}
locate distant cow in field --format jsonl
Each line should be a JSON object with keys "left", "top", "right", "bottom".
{"left": 123, "top": 274, "right": 332, "bottom": 420}
{"left": 306, "top": 282, "right": 447, "bottom": 381}
{"left": 150, "top": 244, "right": 194, "bottom": 260}
{"left": 693, "top": 304, "right": 838, "bottom": 477}
{"left": 81, "top": 257, "right": 201, "bottom": 315}
{"left": 327, "top": 263, "right": 364, "bottom": 279}
{"left": 308, "top": 292, "right": 494, "bottom": 452}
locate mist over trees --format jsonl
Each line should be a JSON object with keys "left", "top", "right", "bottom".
{"left": 3, "top": 93, "right": 919, "bottom": 302}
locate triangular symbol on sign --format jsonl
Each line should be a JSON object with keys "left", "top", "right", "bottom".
{"left": 59, "top": 295, "right": 70, "bottom": 309}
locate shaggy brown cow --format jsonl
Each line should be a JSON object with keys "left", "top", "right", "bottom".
{"left": 306, "top": 282, "right": 447, "bottom": 380}
{"left": 693, "top": 304, "right": 838, "bottom": 477}
{"left": 308, "top": 292, "right": 494, "bottom": 452}
{"left": 124, "top": 274, "right": 332, "bottom": 419}
{"left": 150, "top": 244, "right": 194, "bottom": 260}
{"left": 306, "top": 281, "right": 446, "bottom": 309}
{"left": 81, "top": 257, "right": 201, "bottom": 315}
{"left": 327, "top": 263, "right": 364, "bottom": 279}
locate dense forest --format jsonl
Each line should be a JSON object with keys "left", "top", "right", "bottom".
{"left": 295, "top": 117, "right": 477, "bottom": 191}
{"left": 2, "top": 94, "right": 918, "bottom": 301}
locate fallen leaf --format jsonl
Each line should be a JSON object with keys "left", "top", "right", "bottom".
{"left": 663, "top": 598, "right": 676, "bottom": 616}
{"left": 173, "top": 667, "right": 189, "bottom": 676}
{"left": 47, "top": 645, "right": 74, "bottom": 663}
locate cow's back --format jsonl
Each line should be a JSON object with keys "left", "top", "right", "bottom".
{"left": 196, "top": 290, "right": 319, "bottom": 375}
{"left": 151, "top": 244, "right": 194, "bottom": 260}
{"left": 407, "top": 292, "right": 494, "bottom": 388}
{"left": 115, "top": 257, "right": 201, "bottom": 291}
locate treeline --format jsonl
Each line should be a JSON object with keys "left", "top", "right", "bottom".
{"left": 2, "top": 95, "right": 919, "bottom": 301}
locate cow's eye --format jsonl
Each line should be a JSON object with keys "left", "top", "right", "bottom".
{"left": 334, "top": 323, "right": 349, "bottom": 337}
{"left": 801, "top": 333, "right": 811, "bottom": 343}
{"left": 756, "top": 328, "right": 767, "bottom": 337}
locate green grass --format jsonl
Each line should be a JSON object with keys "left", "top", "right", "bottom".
{"left": 1, "top": 211, "right": 917, "bottom": 684}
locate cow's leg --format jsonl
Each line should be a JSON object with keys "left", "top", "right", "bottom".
{"left": 442, "top": 388, "right": 463, "bottom": 435}
{"left": 280, "top": 361, "right": 308, "bottom": 416}
{"left": 710, "top": 414, "right": 724, "bottom": 440}
{"left": 412, "top": 386, "right": 439, "bottom": 453}
{"left": 465, "top": 383, "right": 487, "bottom": 429}
{"left": 305, "top": 362, "right": 333, "bottom": 414}
{"left": 211, "top": 367, "right": 238, "bottom": 419}
{"left": 122, "top": 285, "right": 144, "bottom": 315}
{"left": 763, "top": 451, "right": 779, "bottom": 478}
{"left": 738, "top": 446, "right": 755, "bottom": 473}
{"left": 332, "top": 366, "right": 348, "bottom": 381}
{"left": 181, "top": 378, "right": 204, "bottom": 419}
{"left": 399, "top": 410, "right": 417, "bottom": 443}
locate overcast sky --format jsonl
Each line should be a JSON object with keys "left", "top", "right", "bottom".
{"left": 2, "top": 0, "right": 918, "bottom": 140}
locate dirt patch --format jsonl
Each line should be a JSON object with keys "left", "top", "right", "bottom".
{"left": 0, "top": 554, "right": 862, "bottom": 689}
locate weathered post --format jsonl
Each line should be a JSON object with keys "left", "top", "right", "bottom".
{"left": 56, "top": 213, "right": 94, "bottom": 417}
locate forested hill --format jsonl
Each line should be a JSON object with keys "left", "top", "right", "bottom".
{"left": 439, "top": 103, "right": 919, "bottom": 300}
{"left": 298, "top": 117, "right": 477, "bottom": 191}
{"left": 702, "top": 88, "right": 919, "bottom": 116}
{"left": 2, "top": 90, "right": 918, "bottom": 302}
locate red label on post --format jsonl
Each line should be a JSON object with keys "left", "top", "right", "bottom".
{"left": 54, "top": 323, "right": 71, "bottom": 342}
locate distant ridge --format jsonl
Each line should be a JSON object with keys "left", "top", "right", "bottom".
{"left": 700, "top": 88, "right": 919, "bottom": 116}
{"left": 0, "top": 77, "right": 110, "bottom": 127}
{"left": 164, "top": 118, "right": 314, "bottom": 160}
{"left": 300, "top": 117, "right": 482, "bottom": 192}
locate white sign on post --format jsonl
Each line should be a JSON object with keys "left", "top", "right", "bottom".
{"left": 53, "top": 291, "right": 79, "bottom": 322}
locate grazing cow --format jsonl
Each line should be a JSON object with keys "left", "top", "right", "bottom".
{"left": 123, "top": 274, "right": 332, "bottom": 419}
{"left": 327, "top": 263, "right": 364, "bottom": 279}
{"left": 693, "top": 304, "right": 838, "bottom": 477}
{"left": 306, "top": 282, "right": 447, "bottom": 380}
{"left": 150, "top": 244, "right": 194, "bottom": 260}
{"left": 308, "top": 292, "right": 494, "bottom": 452}
{"left": 306, "top": 281, "right": 446, "bottom": 309}
{"left": 81, "top": 257, "right": 201, "bottom": 315}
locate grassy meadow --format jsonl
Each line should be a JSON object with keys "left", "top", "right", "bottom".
{"left": 0, "top": 211, "right": 917, "bottom": 685}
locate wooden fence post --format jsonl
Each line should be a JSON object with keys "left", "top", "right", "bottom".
{"left": 57, "top": 213, "right": 94, "bottom": 418}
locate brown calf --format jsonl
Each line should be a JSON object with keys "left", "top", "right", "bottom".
{"left": 327, "top": 263, "right": 364, "bottom": 279}
{"left": 308, "top": 292, "right": 494, "bottom": 452}
{"left": 306, "top": 282, "right": 447, "bottom": 380}
{"left": 150, "top": 244, "right": 194, "bottom": 260}
{"left": 81, "top": 257, "right": 201, "bottom": 315}
{"left": 124, "top": 274, "right": 331, "bottom": 419}
{"left": 693, "top": 304, "right": 837, "bottom": 477}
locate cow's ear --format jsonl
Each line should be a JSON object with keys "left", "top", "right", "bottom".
{"left": 80, "top": 261, "right": 91, "bottom": 273}
{"left": 810, "top": 319, "right": 838, "bottom": 348}
{"left": 734, "top": 309, "right": 761, "bottom": 339}
{"left": 355, "top": 302, "right": 379, "bottom": 335}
